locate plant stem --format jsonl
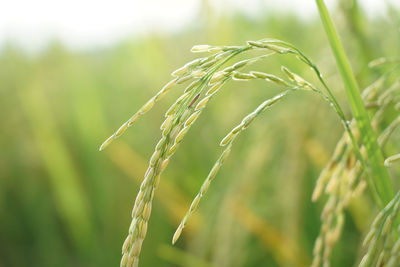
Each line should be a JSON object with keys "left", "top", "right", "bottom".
{"left": 315, "top": 0, "right": 393, "bottom": 206}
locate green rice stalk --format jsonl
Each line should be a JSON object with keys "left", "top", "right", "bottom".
{"left": 359, "top": 192, "right": 400, "bottom": 267}
{"left": 315, "top": 0, "right": 393, "bottom": 206}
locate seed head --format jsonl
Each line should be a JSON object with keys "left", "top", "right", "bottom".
{"left": 191, "top": 45, "right": 211, "bottom": 53}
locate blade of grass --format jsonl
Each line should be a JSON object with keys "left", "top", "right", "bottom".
{"left": 315, "top": 0, "right": 393, "bottom": 206}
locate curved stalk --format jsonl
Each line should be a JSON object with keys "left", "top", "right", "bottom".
{"left": 315, "top": 0, "right": 393, "bottom": 206}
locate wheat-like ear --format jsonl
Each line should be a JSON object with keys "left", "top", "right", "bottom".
{"left": 101, "top": 38, "right": 390, "bottom": 267}
{"left": 120, "top": 95, "right": 201, "bottom": 267}
{"left": 359, "top": 191, "right": 400, "bottom": 267}
{"left": 310, "top": 73, "right": 400, "bottom": 267}
{"left": 116, "top": 42, "right": 264, "bottom": 267}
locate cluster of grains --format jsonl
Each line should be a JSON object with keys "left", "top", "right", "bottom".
{"left": 102, "top": 39, "right": 288, "bottom": 266}
{"left": 100, "top": 38, "right": 373, "bottom": 266}
{"left": 360, "top": 191, "right": 400, "bottom": 267}
{"left": 311, "top": 77, "right": 400, "bottom": 267}
{"left": 108, "top": 49, "right": 240, "bottom": 267}
{"left": 119, "top": 87, "right": 202, "bottom": 267}
{"left": 310, "top": 122, "right": 364, "bottom": 267}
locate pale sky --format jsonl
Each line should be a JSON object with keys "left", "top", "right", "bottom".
{"left": 0, "top": 0, "right": 398, "bottom": 51}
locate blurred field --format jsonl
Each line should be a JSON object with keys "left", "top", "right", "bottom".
{"left": 1, "top": 2, "right": 399, "bottom": 267}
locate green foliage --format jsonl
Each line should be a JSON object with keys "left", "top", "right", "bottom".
{"left": 316, "top": 0, "right": 393, "bottom": 207}
{"left": 1, "top": 3, "right": 400, "bottom": 267}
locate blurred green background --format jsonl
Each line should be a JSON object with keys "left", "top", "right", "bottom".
{"left": 1, "top": 1, "right": 400, "bottom": 266}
